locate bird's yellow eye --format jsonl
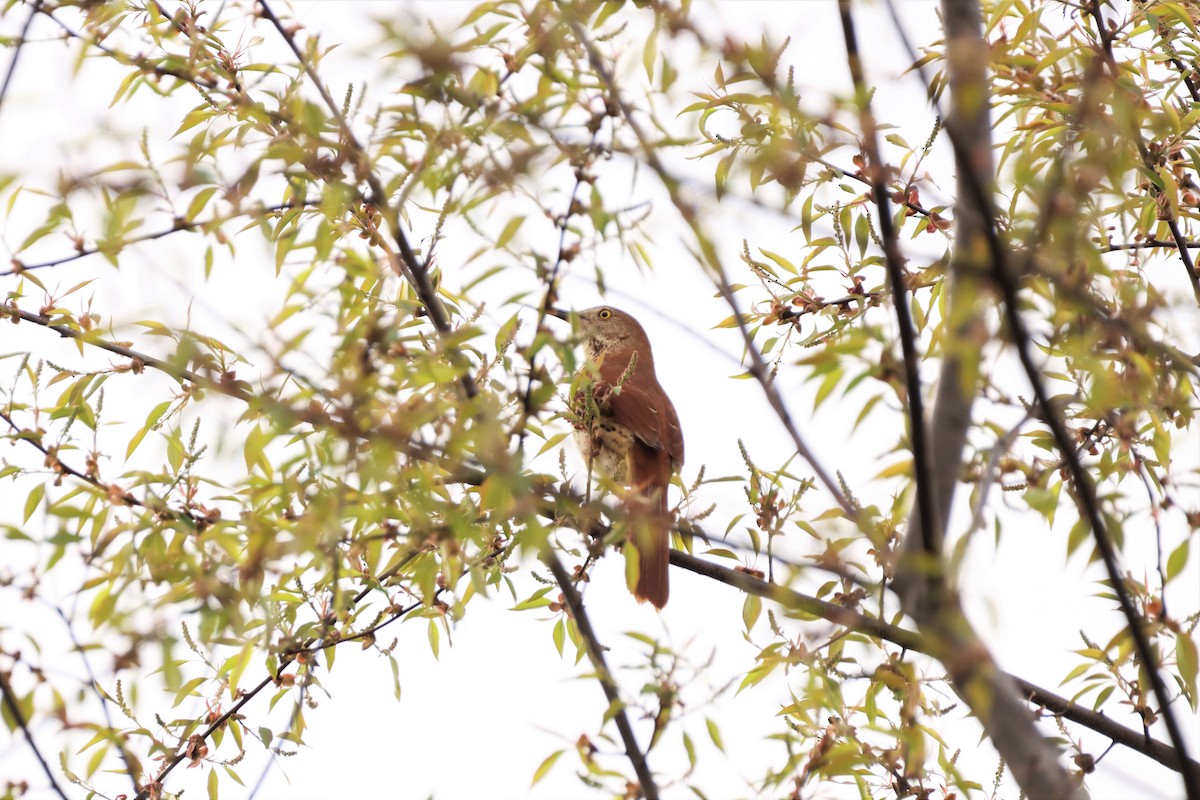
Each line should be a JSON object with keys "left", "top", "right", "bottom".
{"left": 598, "top": 308, "right": 612, "bottom": 319}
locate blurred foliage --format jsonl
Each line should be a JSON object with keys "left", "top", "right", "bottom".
{"left": 0, "top": 1, "right": 1197, "bottom": 799}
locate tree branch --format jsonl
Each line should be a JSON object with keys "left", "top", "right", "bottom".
{"left": 7, "top": 306, "right": 231, "bottom": 392}
{"left": 885, "top": 4, "right": 1200, "bottom": 795}
{"left": 1085, "top": 4, "right": 1200, "bottom": 305}
{"left": 0, "top": 663, "right": 72, "bottom": 800}
{"left": 1106, "top": 237, "right": 1200, "bottom": 251}
{"left": 55, "top": 607, "right": 142, "bottom": 795}
{"left": 668, "top": 548, "right": 1200, "bottom": 782}
{"left": 254, "top": 0, "right": 478, "bottom": 399}
{"left": 837, "top": 0, "right": 939, "bottom": 560}
{"left": 2, "top": 202, "right": 311, "bottom": 278}
{"left": 0, "top": 0, "right": 41, "bottom": 128}
{"left": 536, "top": 483, "right": 1199, "bottom": 781}
{"left": 563, "top": 15, "right": 858, "bottom": 524}
{"left": 543, "top": 551, "right": 659, "bottom": 800}
{"left": 133, "top": 594, "right": 427, "bottom": 800}
{"left": 846, "top": 4, "right": 1080, "bottom": 797}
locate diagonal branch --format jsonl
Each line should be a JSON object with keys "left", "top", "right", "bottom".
{"left": 1086, "top": 2, "right": 1200, "bottom": 306}
{"left": 134, "top": 593, "right": 429, "bottom": 799}
{"left": 0, "top": 0, "right": 41, "bottom": 128}
{"left": 543, "top": 551, "right": 659, "bottom": 800}
{"left": 254, "top": 0, "right": 478, "bottom": 399}
{"left": 55, "top": 607, "right": 142, "bottom": 795}
{"left": 668, "top": 548, "right": 1200, "bottom": 781}
{"left": 0, "top": 663, "right": 72, "bottom": 800}
{"left": 8, "top": 307, "right": 234, "bottom": 393}
{"left": 837, "top": 0, "right": 939, "bottom": 560}
{"left": 885, "top": 4, "right": 1200, "bottom": 796}
{"left": 563, "top": 15, "right": 858, "bottom": 524}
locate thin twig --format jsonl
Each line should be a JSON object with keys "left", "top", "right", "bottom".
{"left": 134, "top": 593, "right": 427, "bottom": 799}
{"left": 0, "top": 665, "right": 72, "bottom": 800}
{"left": 543, "top": 551, "right": 659, "bottom": 800}
{"left": 564, "top": 15, "right": 858, "bottom": 524}
{"left": 3, "top": 202, "right": 311, "bottom": 278}
{"left": 254, "top": 0, "right": 477, "bottom": 399}
{"left": 0, "top": 0, "right": 42, "bottom": 128}
{"left": 55, "top": 607, "right": 142, "bottom": 795}
{"left": 964, "top": 409, "right": 1033, "bottom": 536}
{"left": 40, "top": 7, "right": 221, "bottom": 92}
{"left": 7, "top": 304, "right": 475, "bottom": 481}
{"left": 1106, "top": 237, "right": 1200, "bottom": 251}
{"left": 512, "top": 123, "right": 604, "bottom": 449}
{"left": 8, "top": 308, "right": 220, "bottom": 391}
{"left": 837, "top": 1, "right": 939, "bottom": 558}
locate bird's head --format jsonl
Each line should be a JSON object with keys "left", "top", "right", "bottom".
{"left": 548, "top": 305, "right": 649, "bottom": 356}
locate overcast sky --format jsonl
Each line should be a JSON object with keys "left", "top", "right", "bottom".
{"left": 1, "top": 2, "right": 1197, "bottom": 799}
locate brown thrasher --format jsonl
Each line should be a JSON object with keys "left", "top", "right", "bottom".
{"left": 549, "top": 305, "right": 684, "bottom": 609}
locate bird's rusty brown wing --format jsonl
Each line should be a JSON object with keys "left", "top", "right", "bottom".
{"left": 598, "top": 352, "right": 684, "bottom": 467}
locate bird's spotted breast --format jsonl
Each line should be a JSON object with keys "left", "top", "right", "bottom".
{"left": 573, "top": 420, "right": 636, "bottom": 482}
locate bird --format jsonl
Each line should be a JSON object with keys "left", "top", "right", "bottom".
{"left": 548, "top": 305, "right": 684, "bottom": 608}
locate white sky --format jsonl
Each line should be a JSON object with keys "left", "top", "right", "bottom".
{"left": 0, "top": 2, "right": 1197, "bottom": 799}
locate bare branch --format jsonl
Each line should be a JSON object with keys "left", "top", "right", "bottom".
{"left": 0, "top": 0, "right": 41, "bottom": 128}
{"left": 837, "top": 0, "right": 938, "bottom": 559}
{"left": 544, "top": 551, "right": 658, "bottom": 799}
{"left": 0, "top": 665, "right": 72, "bottom": 800}
{"left": 1106, "top": 237, "right": 1200, "bottom": 251}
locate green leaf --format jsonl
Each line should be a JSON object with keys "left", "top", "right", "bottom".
{"left": 428, "top": 618, "right": 440, "bottom": 660}
{"left": 390, "top": 656, "right": 402, "bottom": 701}
{"left": 23, "top": 482, "right": 45, "bottom": 523}
{"left": 1065, "top": 518, "right": 1090, "bottom": 558}
{"left": 536, "top": 431, "right": 569, "bottom": 458}
{"left": 1177, "top": 631, "right": 1198, "bottom": 709}
{"left": 243, "top": 423, "right": 273, "bottom": 477}
{"left": 552, "top": 617, "right": 565, "bottom": 656}
{"left": 683, "top": 731, "right": 696, "bottom": 768}
{"left": 592, "top": 1, "right": 623, "bottom": 28}
{"left": 813, "top": 367, "right": 843, "bottom": 409}
{"left": 513, "top": 587, "right": 554, "bottom": 611}
{"left": 187, "top": 187, "right": 219, "bottom": 222}
{"left": 742, "top": 593, "right": 762, "bottom": 632}
{"left": 1166, "top": 540, "right": 1189, "bottom": 582}
{"left": 643, "top": 24, "right": 658, "bottom": 82}
{"left": 530, "top": 749, "right": 563, "bottom": 787}
{"left": 496, "top": 215, "right": 524, "bottom": 249}
{"left": 758, "top": 248, "right": 797, "bottom": 275}
{"left": 715, "top": 151, "right": 735, "bottom": 199}
{"left": 174, "top": 105, "right": 214, "bottom": 136}
{"left": 706, "top": 717, "right": 725, "bottom": 753}
{"left": 874, "top": 459, "right": 912, "bottom": 479}
{"left": 172, "top": 676, "right": 207, "bottom": 708}
{"left": 127, "top": 400, "right": 172, "bottom": 459}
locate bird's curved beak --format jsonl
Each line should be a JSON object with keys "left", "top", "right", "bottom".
{"left": 546, "top": 307, "right": 571, "bottom": 322}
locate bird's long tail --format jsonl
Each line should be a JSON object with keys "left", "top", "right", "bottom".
{"left": 628, "top": 442, "right": 672, "bottom": 609}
